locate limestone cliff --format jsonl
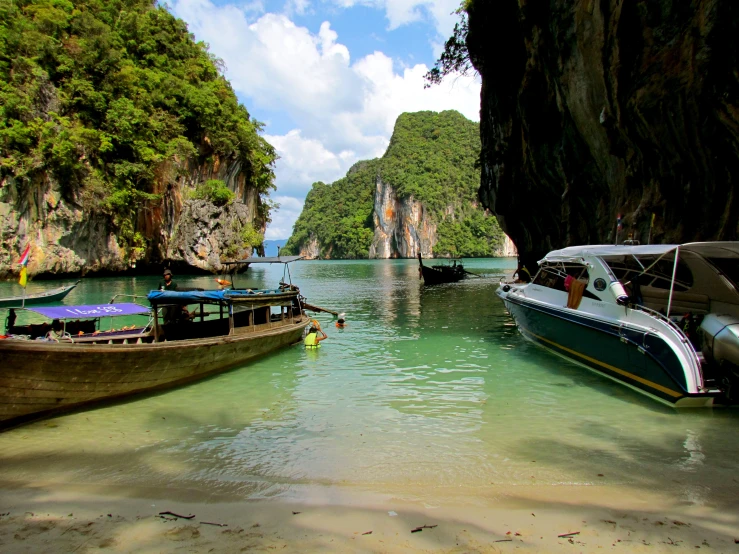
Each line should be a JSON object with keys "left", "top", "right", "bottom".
{"left": 285, "top": 111, "right": 509, "bottom": 259}
{"left": 0, "top": 0, "right": 274, "bottom": 279}
{"left": 368, "top": 176, "right": 436, "bottom": 258}
{"left": 0, "top": 154, "right": 265, "bottom": 278}
{"left": 466, "top": 0, "right": 739, "bottom": 270}
{"left": 297, "top": 236, "right": 321, "bottom": 260}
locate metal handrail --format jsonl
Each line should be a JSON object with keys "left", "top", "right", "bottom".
{"left": 631, "top": 303, "right": 700, "bottom": 360}
{"left": 108, "top": 293, "right": 150, "bottom": 303}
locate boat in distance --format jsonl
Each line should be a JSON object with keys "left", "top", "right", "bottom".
{"left": 0, "top": 280, "right": 80, "bottom": 308}
{"left": 417, "top": 252, "right": 467, "bottom": 284}
{"left": 0, "top": 257, "right": 310, "bottom": 429}
{"left": 496, "top": 243, "right": 739, "bottom": 407}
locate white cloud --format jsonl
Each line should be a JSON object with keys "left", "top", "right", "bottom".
{"left": 285, "top": 0, "right": 311, "bottom": 16}
{"left": 171, "top": 0, "right": 480, "bottom": 238}
{"left": 264, "top": 129, "right": 359, "bottom": 198}
{"left": 265, "top": 196, "right": 305, "bottom": 239}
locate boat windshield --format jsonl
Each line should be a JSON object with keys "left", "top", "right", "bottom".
{"left": 532, "top": 262, "right": 590, "bottom": 292}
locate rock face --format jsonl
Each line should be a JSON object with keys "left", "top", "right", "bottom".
{"left": 298, "top": 236, "right": 321, "bottom": 260}
{"left": 0, "top": 154, "right": 265, "bottom": 278}
{"left": 369, "top": 177, "right": 436, "bottom": 258}
{"left": 467, "top": 0, "right": 739, "bottom": 270}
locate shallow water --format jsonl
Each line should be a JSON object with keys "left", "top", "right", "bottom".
{"left": 1, "top": 259, "right": 738, "bottom": 509}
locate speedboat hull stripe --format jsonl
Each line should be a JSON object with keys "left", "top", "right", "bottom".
{"left": 517, "top": 325, "right": 682, "bottom": 398}
{"left": 503, "top": 295, "right": 688, "bottom": 402}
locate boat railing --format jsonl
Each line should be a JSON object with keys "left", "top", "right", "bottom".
{"left": 109, "top": 293, "right": 150, "bottom": 303}
{"left": 631, "top": 303, "right": 700, "bottom": 357}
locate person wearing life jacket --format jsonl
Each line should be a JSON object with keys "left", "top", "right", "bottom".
{"left": 513, "top": 264, "right": 531, "bottom": 283}
{"left": 304, "top": 321, "right": 327, "bottom": 348}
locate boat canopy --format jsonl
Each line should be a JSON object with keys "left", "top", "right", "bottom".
{"left": 542, "top": 242, "right": 739, "bottom": 263}
{"left": 223, "top": 255, "right": 303, "bottom": 265}
{"left": 20, "top": 303, "right": 151, "bottom": 320}
{"left": 147, "top": 289, "right": 292, "bottom": 305}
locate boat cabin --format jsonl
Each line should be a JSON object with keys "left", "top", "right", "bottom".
{"left": 534, "top": 243, "right": 739, "bottom": 321}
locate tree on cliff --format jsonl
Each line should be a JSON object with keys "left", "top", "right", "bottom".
{"left": 0, "top": 0, "right": 276, "bottom": 263}
{"left": 424, "top": 3, "right": 473, "bottom": 88}
{"left": 282, "top": 161, "right": 378, "bottom": 259}
{"left": 283, "top": 110, "right": 505, "bottom": 259}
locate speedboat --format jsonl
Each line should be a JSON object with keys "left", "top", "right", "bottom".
{"left": 496, "top": 243, "right": 739, "bottom": 407}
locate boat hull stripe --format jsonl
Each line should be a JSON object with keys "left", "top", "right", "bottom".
{"left": 517, "top": 325, "right": 682, "bottom": 398}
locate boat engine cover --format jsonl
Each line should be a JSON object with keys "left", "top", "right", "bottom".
{"left": 699, "top": 314, "right": 739, "bottom": 367}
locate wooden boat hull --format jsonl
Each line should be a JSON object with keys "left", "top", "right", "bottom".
{"left": 0, "top": 319, "right": 308, "bottom": 429}
{"left": 0, "top": 281, "right": 79, "bottom": 308}
{"left": 418, "top": 253, "right": 465, "bottom": 285}
{"left": 420, "top": 265, "right": 465, "bottom": 285}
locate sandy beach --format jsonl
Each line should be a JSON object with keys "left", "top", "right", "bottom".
{"left": 1, "top": 480, "right": 737, "bottom": 553}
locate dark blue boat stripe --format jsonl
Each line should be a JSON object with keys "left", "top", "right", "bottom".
{"left": 516, "top": 325, "right": 683, "bottom": 398}
{"left": 505, "top": 294, "right": 689, "bottom": 385}
{"left": 503, "top": 294, "right": 689, "bottom": 398}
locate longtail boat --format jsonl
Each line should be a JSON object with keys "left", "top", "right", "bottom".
{"left": 0, "top": 257, "right": 309, "bottom": 429}
{"left": 417, "top": 252, "right": 467, "bottom": 285}
{"left": 0, "top": 280, "right": 80, "bottom": 308}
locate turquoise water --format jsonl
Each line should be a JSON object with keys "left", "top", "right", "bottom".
{"left": 1, "top": 259, "right": 738, "bottom": 508}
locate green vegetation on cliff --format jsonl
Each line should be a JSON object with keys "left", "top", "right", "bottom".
{"left": 382, "top": 110, "right": 480, "bottom": 215}
{"left": 283, "top": 110, "right": 505, "bottom": 258}
{"left": 0, "top": 0, "right": 275, "bottom": 248}
{"left": 283, "top": 160, "right": 378, "bottom": 259}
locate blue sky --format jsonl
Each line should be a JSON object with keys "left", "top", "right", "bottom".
{"left": 169, "top": 0, "right": 480, "bottom": 239}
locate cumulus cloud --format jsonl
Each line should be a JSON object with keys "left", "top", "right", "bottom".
{"left": 265, "top": 196, "right": 306, "bottom": 239}
{"left": 170, "top": 0, "right": 480, "bottom": 238}
{"left": 264, "top": 129, "right": 360, "bottom": 198}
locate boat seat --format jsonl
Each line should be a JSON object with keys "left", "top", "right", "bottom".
{"left": 639, "top": 288, "right": 710, "bottom": 314}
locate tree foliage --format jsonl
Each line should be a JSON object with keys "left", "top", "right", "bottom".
{"left": 190, "top": 179, "right": 235, "bottom": 206}
{"left": 0, "top": 0, "right": 276, "bottom": 247}
{"left": 282, "top": 161, "right": 378, "bottom": 258}
{"left": 284, "top": 110, "right": 506, "bottom": 258}
{"left": 382, "top": 110, "right": 480, "bottom": 215}
{"left": 424, "top": 3, "right": 474, "bottom": 88}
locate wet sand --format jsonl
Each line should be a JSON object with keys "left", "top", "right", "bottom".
{"left": 1, "top": 481, "right": 737, "bottom": 553}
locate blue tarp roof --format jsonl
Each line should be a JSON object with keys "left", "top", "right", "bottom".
{"left": 147, "top": 289, "right": 289, "bottom": 305}
{"left": 25, "top": 303, "right": 151, "bottom": 320}
{"left": 148, "top": 290, "right": 228, "bottom": 304}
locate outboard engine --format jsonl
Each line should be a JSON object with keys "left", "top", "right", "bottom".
{"left": 698, "top": 314, "right": 739, "bottom": 403}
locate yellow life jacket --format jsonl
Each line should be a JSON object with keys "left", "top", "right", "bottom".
{"left": 304, "top": 332, "right": 321, "bottom": 348}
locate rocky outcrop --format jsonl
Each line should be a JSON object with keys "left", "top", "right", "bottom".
{"left": 0, "top": 153, "right": 265, "bottom": 278}
{"left": 298, "top": 236, "right": 321, "bottom": 260}
{"left": 497, "top": 235, "right": 517, "bottom": 258}
{"left": 368, "top": 177, "right": 436, "bottom": 258}
{"left": 467, "top": 0, "right": 739, "bottom": 270}
{"left": 167, "top": 199, "right": 256, "bottom": 273}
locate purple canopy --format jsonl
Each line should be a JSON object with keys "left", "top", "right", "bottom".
{"left": 25, "top": 303, "right": 151, "bottom": 320}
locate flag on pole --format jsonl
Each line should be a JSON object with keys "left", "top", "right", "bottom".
{"left": 17, "top": 244, "right": 30, "bottom": 288}
{"left": 616, "top": 213, "right": 623, "bottom": 232}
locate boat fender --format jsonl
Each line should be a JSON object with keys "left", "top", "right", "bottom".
{"left": 609, "top": 282, "right": 629, "bottom": 305}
